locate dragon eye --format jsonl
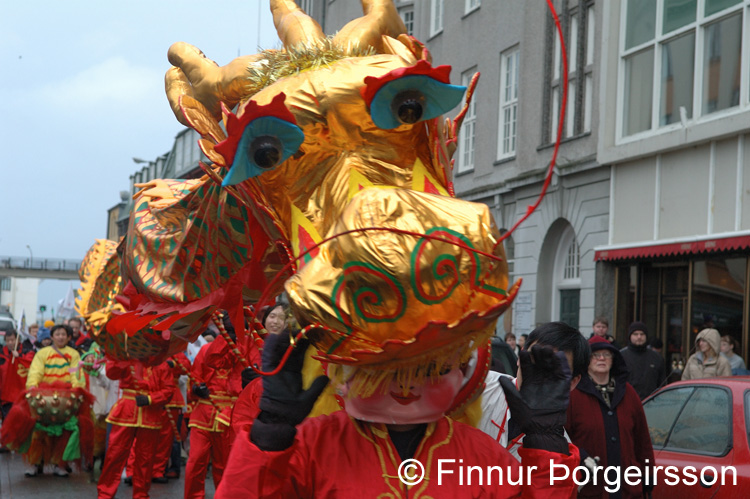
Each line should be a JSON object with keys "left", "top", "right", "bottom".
{"left": 216, "top": 93, "right": 305, "bottom": 187}
{"left": 221, "top": 116, "right": 304, "bottom": 187}
{"left": 361, "top": 61, "right": 466, "bottom": 130}
{"left": 391, "top": 90, "right": 426, "bottom": 124}
{"left": 250, "top": 135, "right": 283, "bottom": 169}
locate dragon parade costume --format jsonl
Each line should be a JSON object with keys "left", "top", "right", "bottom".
{"left": 73, "top": 0, "right": 579, "bottom": 497}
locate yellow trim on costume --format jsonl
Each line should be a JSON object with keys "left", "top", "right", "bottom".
{"left": 413, "top": 419, "right": 452, "bottom": 498}
{"left": 351, "top": 419, "right": 403, "bottom": 499}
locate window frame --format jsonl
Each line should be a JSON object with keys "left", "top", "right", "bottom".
{"left": 545, "top": 0, "right": 596, "bottom": 145}
{"left": 399, "top": 6, "right": 415, "bottom": 36}
{"left": 457, "top": 67, "right": 478, "bottom": 174}
{"left": 430, "top": 0, "right": 444, "bottom": 37}
{"left": 616, "top": 0, "right": 750, "bottom": 143}
{"left": 465, "top": 0, "right": 481, "bottom": 15}
{"left": 497, "top": 47, "right": 520, "bottom": 160}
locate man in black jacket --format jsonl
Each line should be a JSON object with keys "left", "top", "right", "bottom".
{"left": 620, "top": 321, "right": 666, "bottom": 399}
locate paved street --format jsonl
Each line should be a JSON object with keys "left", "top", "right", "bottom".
{"left": 0, "top": 451, "right": 215, "bottom": 499}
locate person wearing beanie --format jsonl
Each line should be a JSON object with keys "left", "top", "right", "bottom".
{"left": 36, "top": 328, "right": 52, "bottom": 348}
{"left": 682, "top": 328, "right": 732, "bottom": 380}
{"left": 619, "top": 321, "right": 665, "bottom": 400}
{"left": 566, "top": 336, "right": 655, "bottom": 498}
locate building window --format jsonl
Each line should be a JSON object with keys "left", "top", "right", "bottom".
{"left": 553, "top": 225, "right": 581, "bottom": 327}
{"left": 1, "top": 278, "right": 10, "bottom": 291}
{"left": 620, "top": 0, "right": 747, "bottom": 138}
{"left": 300, "top": 0, "right": 314, "bottom": 14}
{"left": 457, "top": 68, "right": 477, "bottom": 173}
{"left": 548, "top": 1, "right": 595, "bottom": 143}
{"left": 563, "top": 238, "right": 580, "bottom": 279}
{"left": 465, "top": 0, "right": 481, "bottom": 14}
{"left": 399, "top": 7, "right": 414, "bottom": 36}
{"left": 430, "top": 0, "right": 444, "bottom": 36}
{"left": 497, "top": 48, "right": 519, "bottom": 159}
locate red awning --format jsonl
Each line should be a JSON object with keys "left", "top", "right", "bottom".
{"left": 595, "top": 235, "right": 750, "bottom": 262}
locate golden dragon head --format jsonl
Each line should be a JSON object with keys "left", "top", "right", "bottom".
{"left": 102, "top": 0, "right": 518, "bottom": 380}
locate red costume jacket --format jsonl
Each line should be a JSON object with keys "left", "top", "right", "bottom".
{"left": 105, "top": 360, "right": 175, "bottom": 429}
{"left": 216, "top": 411, "right": 579, "bottom": 498}
{"left": 189, "top": 337, "right": 242, "bottom": 431}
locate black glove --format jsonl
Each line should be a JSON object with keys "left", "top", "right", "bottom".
{"left": 135, "top": 395, "right": 150, "bottom": 407}
{"left": 250, "top": 332, "right": 329, "bottom": 451}
{"left": 499, "top": 344, "right": 571, "bottom": 454}
{"left": 192, "top": 383, "right": 210, "bottom": 399}
{"left": 241, "top": 365, "right": 261, "bottom": 388}
{"left": 166, "top": 359, "right": 175, "bottom": 368}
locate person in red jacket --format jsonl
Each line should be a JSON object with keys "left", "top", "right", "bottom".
{"left": 565, "top": 336, "right": 655, "bottom": 498}
{"left": 96, "top": 359, "right": 174, "bottom": 499}
{"left": 184, "top": 316, "right": 242, "bottom": 499}
{"left": 124, "top": 351, "right": 191, "bottom": 484}
{"left": 216, "top": 330, "right": 581, "bottom": 498}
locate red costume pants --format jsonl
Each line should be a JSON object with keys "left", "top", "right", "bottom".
{"left": 125, "top": 407, "right": 180, "bottom": 479}
{"left": 184, "top": 427, "right": 232, "bottom": 499}
{"left": 97, "top": 424, "right": 159, "bottom": 499}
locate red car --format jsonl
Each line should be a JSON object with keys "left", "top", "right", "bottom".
{"left": 642, "top": 377, "right": 750, "bottom": 497}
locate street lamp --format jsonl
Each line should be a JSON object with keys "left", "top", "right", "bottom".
{"left": 26, "top": 245, "right": 33, "bottom": 267}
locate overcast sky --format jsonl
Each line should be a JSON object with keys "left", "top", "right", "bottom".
{"left": 1, "top": 1, "right": 282, "bottom": 310}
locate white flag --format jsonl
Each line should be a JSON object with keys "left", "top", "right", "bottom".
{"left": 18, "top": 309, "right": 29, "bottom": 340}
{"left": 57, "top": 283, "right": 76, "bottom": 320}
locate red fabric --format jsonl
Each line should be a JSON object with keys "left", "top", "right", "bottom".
{"left": 184, "top": 426, "right": 232, "bottom": 499}
{"left": 566, "top": 384, "right": 654, "bottom": 498}
{"left": 97, "top": 423, "right": 160, "bottom": 499}
{"left": 189, "top": 339, "right": 241, "bottom": 430}
{"left": 216, "top": 412, "right": 579, "bottom": 498}
{"left": 0, "top": 397, "right": 36, "bottom": 449}
{"left": 105, "top": 359, "right": 175, "bottom": 428}
{"left": 230, "top": 377, "right": 262, "bottom": 434}
{"left": 0, "top": 349, "right": 33, "bottom": 404}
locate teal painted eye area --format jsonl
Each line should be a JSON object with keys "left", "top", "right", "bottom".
{"left": 369, "top": 75, "right": 466, "bottom": 130}
{"left": 222, "top": 116, "right": 304, "bottom": 187}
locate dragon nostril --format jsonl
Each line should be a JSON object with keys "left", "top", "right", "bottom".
{"left": 250, "top": 135, "right": 283, "bottom": 169}
{"left": 392, "top": 90, "right": 426, "bottom": 125}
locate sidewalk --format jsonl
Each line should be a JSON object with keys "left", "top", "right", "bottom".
{"left": 0, "top": 451, "right": 214, "bottom": 499}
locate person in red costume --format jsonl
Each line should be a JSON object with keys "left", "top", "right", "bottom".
{"left": 184, "top": 315, "right": 242, "bottom": 499}
{"left": 96, "top": 359, "right": 174, "bottom": 499}
{"left": 124, "top": 351, "right": 191, "bottom": 484}
{"left": 216, "top": 330, "right": 581, "bottom": 498}
{"left": 229, "top": 304, "right": 281, "bottom": 434}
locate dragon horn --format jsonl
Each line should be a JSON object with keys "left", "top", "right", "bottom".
{"left": 271, "top": 0, "right": 326, "bottom": 50}
{"left": 332, "top": 0, "right": 406, "bottom": 54}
